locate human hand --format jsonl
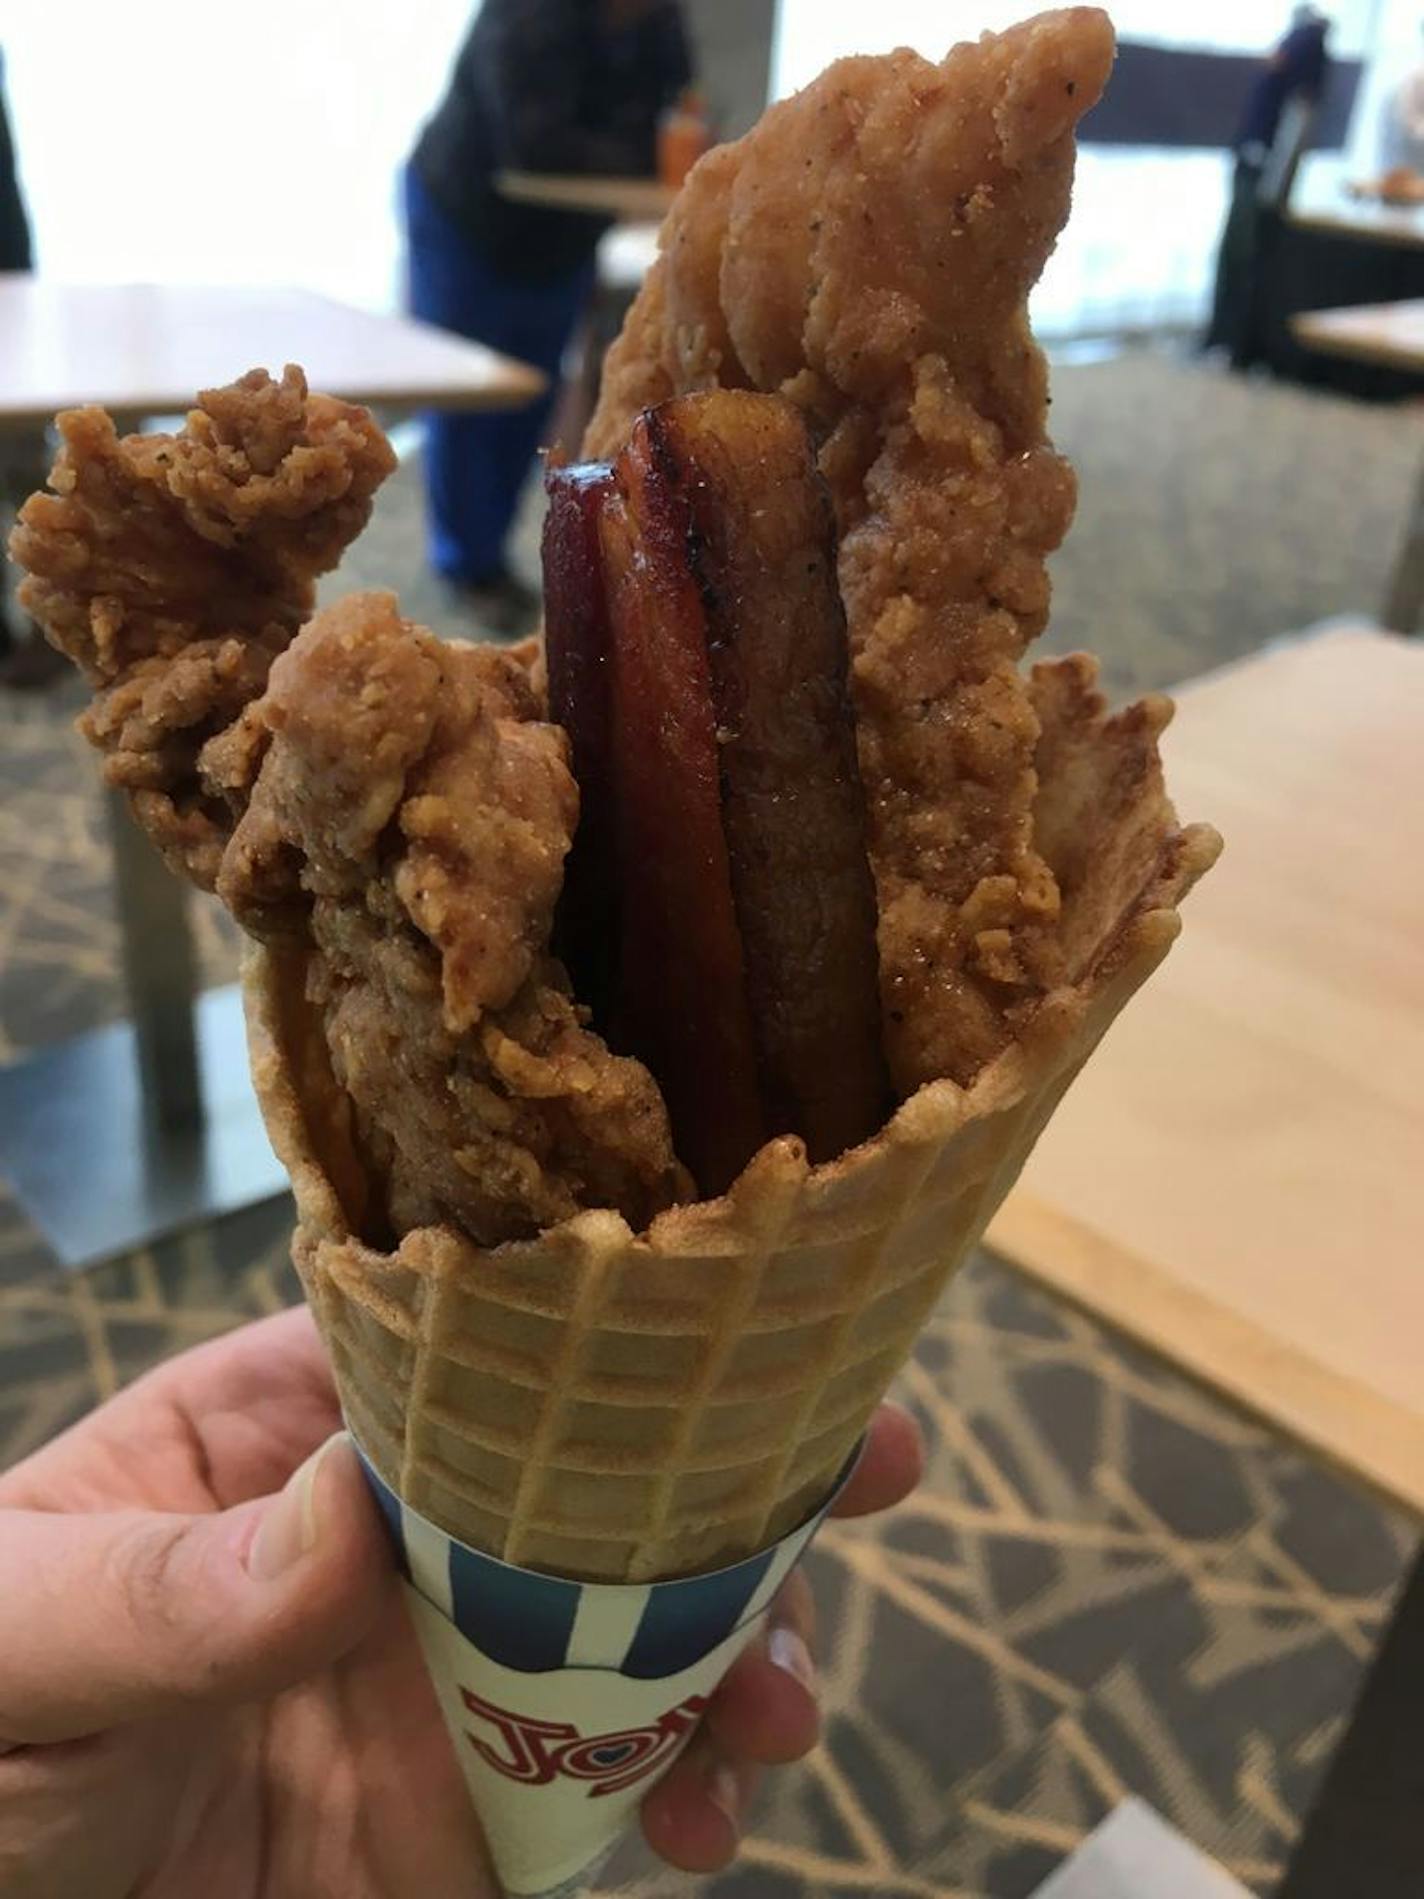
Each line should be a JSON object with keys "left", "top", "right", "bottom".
{"left": 0, "top": 1307, "right": 921, "bottom": 1896}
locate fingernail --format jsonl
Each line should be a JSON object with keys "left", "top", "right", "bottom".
{"left": 768, "top": 1622, "right": 816, "bottom": 1693}
{"left": 247, "top": 1435, "right": 344, "bottom": 1581}
{"left": 705, "top": 1759, "right": 740, "bottom": 1834}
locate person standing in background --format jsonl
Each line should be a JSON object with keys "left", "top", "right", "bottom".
{"left": 1205, "top": 6, "right": 1331, "bottom": 364}
{"left": 1234, "top": 4, "right": 1331, "bottom": 175}
{"left": 406, "top": 0, "right": 692, "bottom": 634}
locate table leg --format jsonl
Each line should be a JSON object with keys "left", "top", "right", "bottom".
{"left": 1, "top": 785, "right": 285, "bottom": 1270}
{"left": 105, "top": 787, "right": 203, "bottom": 1129}
{"left": 1275, "top": 1537, "right": 1424, "bottom": 1897}
{"left": 1381, "top": 449, "right": 1424, "bottom": 636}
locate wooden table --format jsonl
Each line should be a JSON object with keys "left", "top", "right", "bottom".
{"left": 497, "top": 171, "right": 675, "bottom": 224}
{"left": 0, "top": 277, "right": 545, "bottom": 423}
{"left": 0, "top": 278, "right": 544, "bottom": 1269}
{"left": 1288, "top": 302, "right": 1424, "bottom": 634}
{"left": 1288, "top": 182, "right": 1424, "bottom": 251}
{"left": 1293, "top": 296, "right": 1424, "bottom": 373}
{"left": 987, "top": 625, "right": 1424, "bottom": 1517}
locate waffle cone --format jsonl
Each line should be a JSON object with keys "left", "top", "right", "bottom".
{"left": 244, "top": 806, "right": 1216, "bottom": 1583}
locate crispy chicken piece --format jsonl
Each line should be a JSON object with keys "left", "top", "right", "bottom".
{"left": 586, "top": 9, "right": 1117, "bottom": 1094}
{"left": 11, "top": 374, "right": 683, "bottom": 1245}
{"left": 227, "top": 594, "right": 682, "bottom": 1243}
{"left": 11, "top": 366, "right": 396, "bottom": 887}
{"left": 1026, "top": 653, "right": 1185, "bottom": 989}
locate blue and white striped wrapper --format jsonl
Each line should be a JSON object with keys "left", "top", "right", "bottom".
{"left": 357, "top": 1440, "right": 857, "bottom": 1897}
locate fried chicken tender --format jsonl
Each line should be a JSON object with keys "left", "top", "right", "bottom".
{"left": 1025, "top": 651, "right": 1201, "bottom": 990}
{"left": 586, "top": 9, "right": 1117, "bottom": 1094}
{"left": 226, "top": 594, "right": 683, "bottom": 1243}
{"left": 11, "top": 366, "right": 396, "bottom": 887}
{"left": 11, "top": 372, "right": 682, "bottom": 1246}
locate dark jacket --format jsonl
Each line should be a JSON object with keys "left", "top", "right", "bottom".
{"left": 412, "top": 0, "right": 691, "bottom": 282}
{"left": 1236, "top": 19, "right": 1329, "bottom": 155}
{"left": 0, "top": 51, "right": 32, "bottom": 273}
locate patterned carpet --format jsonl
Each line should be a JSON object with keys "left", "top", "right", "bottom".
{"left": 1, "top": 352, "right": 1418, "bottom": 1897}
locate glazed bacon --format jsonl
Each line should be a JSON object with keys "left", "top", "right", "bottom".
{"left": 545, "top": 392, "right": 890, "bottom": 1195}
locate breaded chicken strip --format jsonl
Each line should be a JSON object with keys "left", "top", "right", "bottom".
{"left": 224, "top": 595, "right": 683, "bottom": 1244}
{"left": 587, "top": 9, "right": 1117, "bottom": 1093}
{"left": 12, "top": 374, "right": 682, "bottom": 1245}
{"left": 11, "top": 366, "right": 396, "bottom": 887}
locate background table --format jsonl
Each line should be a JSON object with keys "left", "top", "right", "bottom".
{"left": 989, "top": 624, "right": 1424, "bottom": 1891}
{"left": 1293, "top": 294, "right": 1424, "bottom": 371}
{"left": 1290, "top": 302, "right": 1424, "bottom": 635}
{"left": 497, "top": 171, "right": 675, "bottom": 224}
{"left": 0, "top": 278, "right": 544, "bottom": 1268}
{"left": 1237, "top": 171, "right": 1424, "bottom": 392}
{"left": 1288, "top": 181, "right": 1424, "bottom": 251}
{"left": 987, "top": 624, "right": 1424, "bottom": 1516}
{"left": 0, "top": 277, "right": 544, "bottom": 423}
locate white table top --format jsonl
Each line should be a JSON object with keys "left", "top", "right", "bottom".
{"left": 497, "top": 171, "right": 676, "bottom": 223}
{"left": 1035, "top": 1803, "right": 1249, "bottom": 1898}
{"left": 0, "top": 278, "right": 545, "bottom": 425}
{"left": 1292, "top": 298, "right": 1424, "bottom": 374}
{"left": 1288, "top": 181, "right": 1424, "bottom": 250}
{"left": 988, "top": 625, "right": 1424, "bottom": 1515}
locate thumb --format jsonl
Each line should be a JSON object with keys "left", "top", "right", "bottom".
{"left": 0, "top": 1434, "right": 394, "bottom": 1745}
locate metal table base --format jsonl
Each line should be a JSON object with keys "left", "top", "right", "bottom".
{"left": 0, "top": 982, "right": 285, "bottom": 1270}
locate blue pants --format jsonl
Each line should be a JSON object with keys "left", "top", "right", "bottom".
{"left": 404, "top": 166, "right": 594, "bottom": 584}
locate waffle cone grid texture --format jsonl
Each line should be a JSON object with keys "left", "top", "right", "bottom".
{"left": 248, "top": 830, "right": 1212, "bottom": 1583}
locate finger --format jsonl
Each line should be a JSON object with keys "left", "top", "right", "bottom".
{"left": 0, "top": 1309, "right": 337, "bottom": 1512}
{"left": 147, "top": 1307, "right": 343, "bottom": 1507}
{"left": 153, "top": 1307, "right": 331, "bottom": 1416}
{"left": 703, "top": 1569, "right": 818, "bottom": 1765}
{"left": 831, "top": 1401, "right": 924, "bottom": 1520}
{"left": 0, "top": 1434, "right": 393, "bottom": 1744}
{"left": 641, "top": 1729, "right": 759, "bottom": 1875}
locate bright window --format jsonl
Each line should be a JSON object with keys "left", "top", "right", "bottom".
{"left": 774, "top": 0, "right": 1397, "bottom": 337}
{"left": 6, "top": 1, "right": 1423, "bottom": 335}
{"left": 4, "top": 0, "right": 473, "bottom": 310}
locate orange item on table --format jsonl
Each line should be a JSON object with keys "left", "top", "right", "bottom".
{"left": 658, "top": 88, "right": 712, "bottom": 187}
